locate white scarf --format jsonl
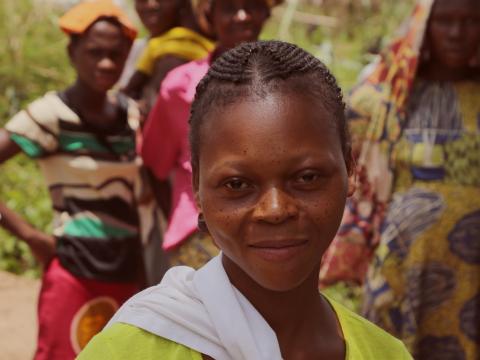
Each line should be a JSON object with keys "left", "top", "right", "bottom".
{"left": 106, "top": 255, "right": 283, "bottom": 360}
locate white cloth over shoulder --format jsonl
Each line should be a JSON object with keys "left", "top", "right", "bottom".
{"left": 106, "top": 255, "right": 283, "bottom": 360}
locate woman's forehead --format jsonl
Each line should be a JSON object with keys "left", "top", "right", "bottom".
{"left": 201, "top": 93, "right": 339, "bottom": 153}
{"left": 432, "top": 0, "right": 480, "bottom": 13}
{"left": 79, "top": 19, "right": 127, "bottom": 45}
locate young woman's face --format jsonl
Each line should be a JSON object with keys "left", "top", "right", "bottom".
{"left": 210, "top": 0, "right": 270, "bottom": 50}
{"left": 135, "top": 0, "right": 182, "bottom": 37}
{"left": 195, "top": 92, "right": 354, "bottom": 291}
{"left": 427, "top": 0, "right": 480, "bottom": 69}
{"left": 69, "top": 20, "right": 131, "bottom": 93}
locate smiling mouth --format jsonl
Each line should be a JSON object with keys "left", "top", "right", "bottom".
{"left": 248, "top": 239, "right": 308, "bottom": 262}
{"left": 96, "top": 74, "right": 117, "bottom": 83}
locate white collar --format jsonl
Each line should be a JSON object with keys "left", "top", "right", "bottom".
{"left": 106, "top": 255, "right": 283, "bottom": 360}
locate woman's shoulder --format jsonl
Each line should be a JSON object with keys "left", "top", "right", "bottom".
{"left": 326, "top": 297, "right": 412, "bottom": 359}
{"left": 160, "top": 57, "right": 210, "bottom": 99}
{"left": 10, "top": 91, "right": 76, "bottom": 124}
{"left": 78, "top": 322, "right": 202, "bottom": 360}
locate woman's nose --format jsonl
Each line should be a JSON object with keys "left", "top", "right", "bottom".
{"left": 98, "top": 57, "right": 116, "bottom": 71}
{"left": 447, "top": 21, "right": 462, "bottom": 38}
{"left": 146, "top": 0, "right": 159, "bottom": 8}
{"left": 234, "top": 8, "right": 252, "bottom": 22}
{"left": 252, "top": 187, "right": 298, "bottom": 224}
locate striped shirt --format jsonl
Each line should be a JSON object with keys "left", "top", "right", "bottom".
{"left": 6, "top": 92, "right": 143, "bottom": 282}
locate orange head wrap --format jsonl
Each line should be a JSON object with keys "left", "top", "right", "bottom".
{"left": 59, "top": 0, "right": 137, "bottom": 40}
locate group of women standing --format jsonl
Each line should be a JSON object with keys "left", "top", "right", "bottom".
{"left": 0, "top": 0, "right": 478, "bottom": 359}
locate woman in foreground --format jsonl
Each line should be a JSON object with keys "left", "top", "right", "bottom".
{"left": 79, "top": 41, "right": 411, "bottom": 360}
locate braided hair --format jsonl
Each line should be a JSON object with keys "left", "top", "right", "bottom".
{"left": 189, "top": 40, "right": 351, "bottom": 179}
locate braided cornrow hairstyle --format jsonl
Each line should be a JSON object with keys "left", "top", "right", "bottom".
{"left": 189, "top": 40, "right": 351, "bottom": 180}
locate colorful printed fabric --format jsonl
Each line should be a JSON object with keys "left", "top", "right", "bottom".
{"left": 135, "top": 27, "right": 214, "bottom": 76}
{"left": 364, "top": 80, "right": 480, "bottom": 360}
{"left": 320, "top": 0, "right": 434, "bottom": 287}
{"left": 321, "top": 0, "right": 480, "bottom": 359}
{"left": 5, "top": 92, "right": 144, "bottom": 282}
{"left": 168, "top": 231, "right": 219, "bottom": 269}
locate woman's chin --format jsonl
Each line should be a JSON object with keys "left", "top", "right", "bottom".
{"left": 247, "top": 267, "right": 315, "bottom": 293}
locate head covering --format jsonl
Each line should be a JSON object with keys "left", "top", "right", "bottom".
{"left": 59, "top": 0, "right": 137, "bottom": 41}
{"left": 190, "top": 0, "right": 283, "bottom": 37}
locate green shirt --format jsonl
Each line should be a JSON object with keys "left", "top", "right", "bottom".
{"left": 78, "top": 297, "right": 412, "bottom": 359}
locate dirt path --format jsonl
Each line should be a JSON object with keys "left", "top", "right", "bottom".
{"left": 0, "top": 271, "right": 39, "bottom": 360}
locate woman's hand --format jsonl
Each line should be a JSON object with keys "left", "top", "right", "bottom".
{"left": 0, "top": 131, "right": 56, "bottom": 268}
{"left": 0, "top": 200, "right": 56, "bottom": 269}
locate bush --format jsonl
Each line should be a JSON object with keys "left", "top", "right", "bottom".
{"left": 0, "top": 0, "right": 73, "bottom": 276}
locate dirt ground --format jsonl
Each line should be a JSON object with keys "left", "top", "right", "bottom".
{"left": 0, "top": 271, "right": 39, "bottom": 360}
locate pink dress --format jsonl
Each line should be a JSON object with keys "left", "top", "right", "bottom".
{"left": 140, "top": 56, "right": 211, "bottom": 250}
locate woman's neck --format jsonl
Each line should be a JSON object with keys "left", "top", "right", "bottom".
{"left": 418, "top": 62, "right": 479, "bottom": 82}
{"left": 64, "top": 80, "right": 107, "bottom": 112}
{"left": 222, "top": 257, "right": 344, "bottom": 359}
{"left": 62, "top": 80, "right": 120, "bottom": 131}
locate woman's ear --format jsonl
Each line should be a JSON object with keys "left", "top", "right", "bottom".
{"left": 346, "top": 150, "right": 357, "bottom": 198}
{"left": 264, "top": 6, "right": 271, "bottom": 21}
{"left": 192, "top": 168, "right": 203, "bottom": 212}
{"left": 67, "top": 38, "right": 77, "bottom": 65}
{"left": 204, "top": 11, "right": 213, "bottom": 30}
{"left": 347, "top": 170, "right": 357, "bottom": 198}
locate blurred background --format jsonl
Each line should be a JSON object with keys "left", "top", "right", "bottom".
{"left": 0, "top": 0, "right": 415, "bottom": 277}
{"left": 0, "top": 0, "right": 415, "bottom": 357}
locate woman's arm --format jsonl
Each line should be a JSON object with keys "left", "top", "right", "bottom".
{"left": 123, "top": 71, "right": 150, "bottom": 100}
{"left": 144, "top": 55, "right": 188, "bottom": 111}
{"left": 0, "top": 129, "right": 56, "bottom": 267}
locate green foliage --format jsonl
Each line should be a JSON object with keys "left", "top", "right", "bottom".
{"left": 263, "top": 0, "right": 416, "bottom": 91}
{"left": 0, "top": 0, "right": 73, "bottom": 275}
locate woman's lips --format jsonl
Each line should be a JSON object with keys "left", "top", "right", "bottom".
{"left": 248, "top": 239, "right": 308, "bottom": 262}
{"left": 95, "top": 74, "right": 118, "bottom": 87}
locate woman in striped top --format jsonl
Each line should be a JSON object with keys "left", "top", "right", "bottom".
{"left": 0, "top": 1, "right": 147, "bottom": 359}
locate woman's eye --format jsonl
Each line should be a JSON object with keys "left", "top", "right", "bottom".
{"left": 466, "top": 17, "right": 480, "bottom": 26}
{"left": 224, "top": 179, "right": 250, "bottom": 190}
{"left": 88, "top": 49, "right": 103, "bottom": 58}
{"left": 297, "top": 172, "right": 320, "bottom": 183}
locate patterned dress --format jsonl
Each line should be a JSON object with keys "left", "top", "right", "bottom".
{"left": 363, "top": 80, "right": 480, "bottom": 359}
{"left": 318, "top": 1, "right": 479, "bottom": 358}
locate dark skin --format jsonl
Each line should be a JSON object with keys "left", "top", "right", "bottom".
{"left": 194, "top": 92, "right": 356, "bottom": 359}
{"left": 208, "top": 0, "right": 270, "bottom": 56}
{"left": 419, "top": 0, "right": 480, "bottom": 81}
{"left": 135, "top": 0, "right": 183, "bottom": 37}
{"left": 124, "top": 0, "right": 207, "bottom": 109}
{"left": 0, "top": 20, "right": 132, "bottom": 267}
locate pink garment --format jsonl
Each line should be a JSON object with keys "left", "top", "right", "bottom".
{"left": 141, "top": 56, "right": 211, "bottom": 250}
